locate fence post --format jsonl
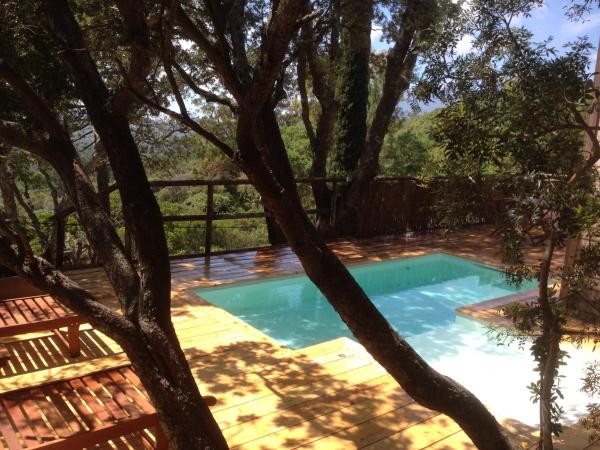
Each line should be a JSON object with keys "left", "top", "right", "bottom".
{"left": 205, "top": 183, "right": 214, "bottom": 256}
{"left": 54, "top": 214, "right": 66, "bottom": 269}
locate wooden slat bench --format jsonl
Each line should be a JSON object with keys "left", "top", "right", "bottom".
{"left": 0, "top": 345, "right": 9, "bottom": 369}
{"left": 0, "top": 366, "right": 167, "bottom": 450}
{"left": 0, "top": 295, "right": 83, "bottom": 358}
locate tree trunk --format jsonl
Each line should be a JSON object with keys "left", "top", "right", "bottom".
{"left": 538, "top": 332, "right": 560, "bottom": 450}
{"left": 332, "top": 0, "right": 373, "bottom": 174}
{"left": 297, "top": 1, "right": 339, "bottom": 236}
{"left": 120, "top": 329, "right": 229, "bottom": 450}
{"left": 560, "top": 236, "right": 582, "bottom": 312}
{"left": 264, "top": 208, "right": 287, "bottom": 245}
{"left": 0, "top": 147, "right": 17, "bottom": 220}
{"left": 12, "top": 183, "right": 50, "bottom": 248}
{"left": 536, "top": 231, "right": 560, "bottom": 450}
{"left": 310, "top": 177, "right": 333, "bottom": 235}
{"left": 256, "top": 182, "right": 517, "bottom": 449}
{"left": 236, "top": 108, "right": 519, "bottom": 450}
{"left": 97, "top": 163, "right": 110, "bottom": 214}
{"left": 36, "top": 3, "right": 233, "bottom": 447}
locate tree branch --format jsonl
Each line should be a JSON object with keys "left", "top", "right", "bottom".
{"left": 296, "top": 47, "right": 317, "bottom": 152}
{"left": 161, "top": 0, "right": 189, "bottom": 119}
{"left": 174, "top": 3, "right": 243, "bottom": 98}
{"left": 227, "top": 0, "right": 252, "bottom": 86}
{"left": 121, "top": 70, "right": 237, "bottom": 159}
{"left": 0, "top": 61, "right": 68, "bottom": 140}
{"left": 172, "top": 61, "right": 238, "bottom": 113}
{"left": 238, "top": 0, "right": 305, "bottom": 120}
{"left": 0, "top": 236, "right": 136, "bottom": 343}
{"left": 12, "top": 182, "right": 50, "bottom": 248}
{"left": 0, "top": 121, "right": 58, "bottom": 158}
{"left": 111, "top": 0, "right": 152, "bottom": 116}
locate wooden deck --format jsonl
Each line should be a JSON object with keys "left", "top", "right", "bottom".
{"left": 0, "top": 226, "right": 589, "bottom": 449}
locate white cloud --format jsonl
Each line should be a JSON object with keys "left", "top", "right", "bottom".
{"left": 513, "top": 2, "right": 549, "bottom": 26}
{"left": 560, "top": 12, "right": 600, "bottom": 37}
{"left": 532, "top": 2, "right": 549, "bottom": 20}
{"left": 456, "top": 34, "right": 474, "bottom": 55}
{"left": 371, "top": 25, "right": 383, "bottom": 43}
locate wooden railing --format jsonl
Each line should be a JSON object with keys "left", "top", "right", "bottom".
{"left": 51, "top": 177, "right": 347, "bottom": 268}
{"left": 50, "top": 176, "right": 501, "bottom": 269}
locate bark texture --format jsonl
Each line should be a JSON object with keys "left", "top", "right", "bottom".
{"left": 169, "top": 1, "right": 522, "bottom": 447}
{"left": 332, "top": 0, "right": 373, "bottom": 174}
{"left": 0, "top": 1, "right": 230, "bottom": 448}
{"left": 0, "top": 147, "right": 17, "bottom": 220}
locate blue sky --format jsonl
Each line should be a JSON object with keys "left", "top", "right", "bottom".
{"left": 521, "top": 0, "right": 599, "bottom": 64}
{"left": 372, "top": 0, "right": 599, "bottom": 67}
{"left": 370, "top": 1, "right": 599, "bottom": 111}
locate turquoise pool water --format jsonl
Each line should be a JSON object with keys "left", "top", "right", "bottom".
{"left": 195, "top": 253, "right": 597, "bottom": 426}
{"left": 196, "top": 253, "right": 537, "bottom": 349}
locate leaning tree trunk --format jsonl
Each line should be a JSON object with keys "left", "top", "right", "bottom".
{"left": 0, "top": 227, "right": 230, "bottom": 450}
{"left": 119, "top": 326, "right": 229, "bottom": 450}
{"left": 31, "top": 2, "right": 233, "bottom": 447}
{"left": 264, "top": 207, "right": 287, "bottom": 245}
{"left": 234, "top": 107, "right": 520, "bottom": 450}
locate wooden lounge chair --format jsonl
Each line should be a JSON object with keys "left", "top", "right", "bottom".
{"left": 0, "top": 344, "right": 9, "bottom": 369}
{"left": 0, "top": 366, "right": 167, "bottom": 450}
{"left": 0, "top": 295, "right": 84, "bottom": 357}
{"left": 0, "top": 365, "right": 218, "bottom": 449}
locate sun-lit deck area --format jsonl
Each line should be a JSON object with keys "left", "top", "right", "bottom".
{"left": 0, "top": 226, "right": 589, "bottom": 449}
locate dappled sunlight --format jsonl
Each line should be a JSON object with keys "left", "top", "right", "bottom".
{"left": 0, "top": 328, "right": 119, "bottom": 378}
{"left": 181, "top": 338, "right": 429, "bottom": 450}
{"left": 5, "top": 229, "right": 567, "bottom": 449}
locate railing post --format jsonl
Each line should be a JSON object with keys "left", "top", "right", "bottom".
{"left": 205, "top": 183, "right": 214, "bottom": 256}
{"left": 54, "top": 214, "right": 65, "bottom": 269}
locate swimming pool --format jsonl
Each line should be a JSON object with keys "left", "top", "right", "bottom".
{"left": 197, "top": 253, "right": 537, "bottom": 349}
{"left": 195, "top": 252, "right": 595, "bottom": 426}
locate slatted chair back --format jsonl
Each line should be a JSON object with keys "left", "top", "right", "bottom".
{"left": 0, "top": 296, "right": 83, "bottom": 357}
{"left": 0, "top": 367, "right": 166, "bottom": 450}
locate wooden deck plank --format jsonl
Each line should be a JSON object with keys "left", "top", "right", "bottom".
{"left": 359, "top": 413, "right": 463, "bottom": 450}
{"left": 427, "top": 430, "right": 476, "bottom": 450}
{"left": 223, "top": 374, "right": 399, "bottom": 446}
{"left": 31, "top": 389, "right": 71, "bottom": 437}
{"left": 3, "top": 395, "right": 39, "bottom": 447}
{"left": 0, "top": 400, "right": 24, "bottom": 450}
{"left": 23, "top": 393, "right": 55, "bottom": 443}
{"left": 0, "top": 228, "right": 574, "bottom": 449}
{"left": 41, "top": 384, "right": 86, "bottom": 435}
{"left": 236, "top": 387, "right": 423, "bottom": 449}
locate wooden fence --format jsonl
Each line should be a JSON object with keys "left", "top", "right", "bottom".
{"left": 51, "top": 177, "right": 346, "bottom": 268}
{"left": 50, "top": 176, "right": 501, "bottom": 268}
{"left": 356, "top": 177, "right": 502, "bottom": 237}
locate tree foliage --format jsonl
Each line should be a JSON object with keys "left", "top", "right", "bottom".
{"left": 421, "top": 0, "right": 600, "bottom": 446}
